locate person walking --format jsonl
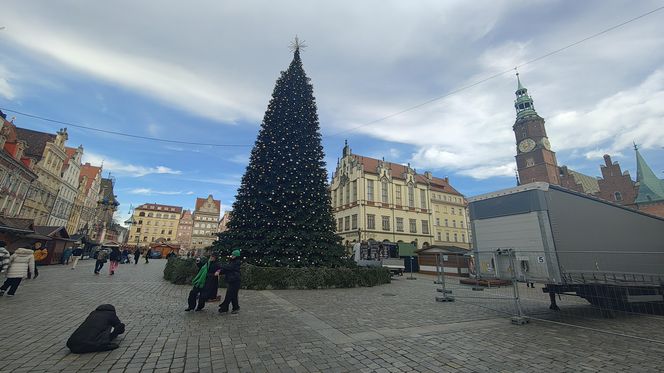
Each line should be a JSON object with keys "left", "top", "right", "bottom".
{"left": 218, "top": 250, "right": 242, "bottom": 315}
{"left": 70, "top": 247, "right": 83, "bottom": 270}
{"left": 0, "top": 241, "right": 10, "bottom": 274}
{"left": 121, "top": 248, "right": 129, "bottom": 264}
{"left": 133, "top": 248, "right": 140, "bottom": 264}
{"left": 186, "top": 254, "right": 221, "bottom": 312}
{"left": 144, "top": 248, "right": 151, "bottom": 263}
{"left": 94, "top": 249, "right": 108, "bottom": 275}
{"left": 0, "top": 247, "right": 35, "bottom": 296}
{"left": 108, "top": 247, "right": 121, "bottom": 275}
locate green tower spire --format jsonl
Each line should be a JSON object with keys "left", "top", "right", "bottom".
{"left": 514, "top": 72, "right": 538, "bottom": 120}
{"left": 634, "top": 144, "right": 664, "bottom": 204}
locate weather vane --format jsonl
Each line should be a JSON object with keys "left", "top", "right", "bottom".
{"left": 290, "top": 36, "right": 307, "bottom": 52}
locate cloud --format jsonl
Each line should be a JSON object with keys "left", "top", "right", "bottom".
{"left": 0, "top": 65, "right": 16, "bottom": 100}
{"left": 128, "top": 188, "right": 185, "bottom": 195}
{"left": 188, "top": 177, "right": 242, "bottom": 186}
{"left": 82, "top": 151, "right": 181, "bottom": 177}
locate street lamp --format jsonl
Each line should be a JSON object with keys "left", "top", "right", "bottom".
{"left": 124, "top": 216, "right": 140, "bottom": 251}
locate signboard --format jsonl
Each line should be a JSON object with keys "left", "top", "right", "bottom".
{"left": 398, "top": 242, "right": 417, "bottom": 257}
{"left": 537, "top": 256, "right": 545, "bottom": 263}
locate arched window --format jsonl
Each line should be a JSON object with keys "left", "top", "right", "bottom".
{"left": 139, "top": 212, "right": 145, "bottom": 217}
{"left": 381, "top": 179, "right": 389, "bottom": 203}
{"left": 614, "top": 192, "right": 623, "bottom": 201}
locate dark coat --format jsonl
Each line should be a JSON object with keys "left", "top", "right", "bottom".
{"left": 221, "top": 259, "right": 241, "bottom": 284}
{"left": 66, "top": 304, "right": 125, "bottom": 354}
{"left": 109, "top": 249, "right": 121, "bottom": 262}
{"left": 202, "top": 262, "right": 221, "bottom": 299}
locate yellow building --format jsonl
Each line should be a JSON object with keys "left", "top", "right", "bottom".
{"left": 128, "top": 203, "right": 182, "bottom": 246}
{"left": 430, "top": 182, "right": 471, "bottom": 249}
{"left": 331, "top": 142, "right": 471, "bottom": 250}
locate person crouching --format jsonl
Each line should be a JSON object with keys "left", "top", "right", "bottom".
{"left": 66, "top": 304, "right": 125, "bottom": 353}
{"left": 186, "top": 254, "right": 221, "bottom": 311}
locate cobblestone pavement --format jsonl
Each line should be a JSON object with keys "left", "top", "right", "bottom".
{"left": 1, "top": 260, "right": 663, "bottom": 372}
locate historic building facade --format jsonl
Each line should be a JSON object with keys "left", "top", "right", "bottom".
{"left": 0, "top": 118, "right": 38, "bottom": 217}
{"left": 71, "top": 162, "right": 103, "bottom": 234}
{"left": 176, "top": 209, "right": 193, "bottom": 251}
{"left": 191, "top": 195, "right": 221, "bottom": 251}
{"left": 16, "top": 127, "right": 69, "bottom": 225}
{"left": 429, "top": 176, "right": 471, "bottom": 249}
{"left": 633, "top": 146, "right": 664, "bottom": 217}
{"left": 331, "top": 142, "right": 469, "bottom": 250}
{"left": 51, "top": 146, "right": 83, "bottom": 228}
{"left": 128, "top": 203, "right": 182, "bottom": 245}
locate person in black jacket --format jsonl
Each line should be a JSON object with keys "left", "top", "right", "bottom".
{"left": 133, "top": 248, "right": 140, "bottom": 264}
{"left": 66, "top": 304, "right": 125, "bottom": 353}
{"left": 218, "top": 250, "right": 242, "bottom": 314}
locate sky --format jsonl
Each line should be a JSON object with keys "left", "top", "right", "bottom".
{"left": 1, "top": 0, "right": 663, "bottom": 224}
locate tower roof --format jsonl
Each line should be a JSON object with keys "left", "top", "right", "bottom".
{"left": 634, "top": 145, "right": 664, "bottom": 204}
{"left": 514, "top": 72, "right": 539, "bottom": 120}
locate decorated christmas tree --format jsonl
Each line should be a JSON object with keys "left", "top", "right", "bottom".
{"left": 214, "top": 39, "right": 345, "bottom": 267}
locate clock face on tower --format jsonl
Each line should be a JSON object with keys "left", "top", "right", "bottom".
{"left": 518, "top": 138, "right": 536, "bottom": 153}
{"left": 542, "top": 138, "right": 551, "bottom": 150}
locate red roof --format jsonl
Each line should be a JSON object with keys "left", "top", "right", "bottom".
{"left": 351, "top": 154, "right": 463, "bottom": 196}
{"left": 79, "top": 163, "right": 102, "bottom": 193}
{"left": 62, "top": 147, "right": 79, "bottom": 171}
{"left": 195, "top": 196, "right": 221, "bottom": 212}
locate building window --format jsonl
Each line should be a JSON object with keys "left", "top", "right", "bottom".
{"left": 367, "top": 180, "right": 374, "bottom": 201}
{"left": 526, "top": 158, "right": 535, "bottom": 167}
{"left": 351, "top": 214, "right": 358, "bottom": 230}
{"left": 345, "top": 183, "right": 350, "bottom": 205}
{"left": 395, "top": 187, "right": 402, "bottom": 205}
{"left": 367, "top": 214, "right": 376, "bottom": 230}
{"left": 454, "top": 233, "right": 458, "bottom": 242}
{"left": 338, "top": 218, "right": 343, "bottom": 231}
{"left": 445, "top": 219, "right": 448, "bottom": 227}
{"left": 421, "top": 220, "right": 429, "bottom": 235}
{"left": 409, "top": 219, "right": 417, "bottom": 233}
{"left": 451, "top": 207, "right": 455, "bottom": 215}
{"left": 381, "top": 179, "right": 388, "bottom": 203}
{"left": 344, "top": 216, "right": 350, "bottom": 231}
{"left": 408, "top": 184, "right": 414, "bottom": 207}
{"left": 435, "top": 217, "right": 440, "bottom": 226}
{"left": 462, "top": 233, "right": 466, "bottom": 242}
{"left": 339, "top": 187, "right": 343, "bottom": 206}
{"left": 446, "top": 232, "right": 450, "bottom": 241}
{"left": 420, "top": 189, "right": 426, "bottom": 209}
{"left": 453, "top": 220, "right": 456, "bottom": 228}
{"left": 437, "top": 232, "right": 442, "bottom": 241}
{"left": 382, "top": 216, "right": 390, "bottom": 231}
{"left": 614, "top": 192, "right": 623, "bottom": 201}
{"left": 136, "top": 228, "right": 141, "bottom": 233}
{"left": 396, "top": 217, "right": 404, "bottom": 232}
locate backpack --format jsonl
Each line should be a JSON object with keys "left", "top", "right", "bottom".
{"left": 97, "top": 250, "right": 108, "bottom": 262}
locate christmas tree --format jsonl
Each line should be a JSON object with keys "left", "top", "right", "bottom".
{"left": 214, "top": 39, "right": 346, "bottom": 267}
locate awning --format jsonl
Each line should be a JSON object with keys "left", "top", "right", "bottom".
{"left": 24, "top": 233, "right": 53, "bottom": 240}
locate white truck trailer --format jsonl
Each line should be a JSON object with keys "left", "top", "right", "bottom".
{"left": 468, "top": 182, "right": 664, "bottom": 312}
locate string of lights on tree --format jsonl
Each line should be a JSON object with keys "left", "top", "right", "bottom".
{"left": 213, "top": 39, "right": 346, "bottom": 267}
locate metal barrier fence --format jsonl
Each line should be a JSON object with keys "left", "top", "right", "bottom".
{"left": 430, "top": 249, "right": 664, "bottom": 344}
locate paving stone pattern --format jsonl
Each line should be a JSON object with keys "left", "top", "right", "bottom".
{"left": 1, "top": 260, "right": 663, "bottom": 372}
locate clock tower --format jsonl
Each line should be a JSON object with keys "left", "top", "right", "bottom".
{"left": 513, "top": 73, "right": 560, "bottom": 185}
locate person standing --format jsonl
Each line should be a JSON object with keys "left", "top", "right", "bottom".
{"left": 186, "top": 254, "right": 221, "bottom": 311}
{"left": 108, "top": 247, "right": 121, "bottom": 275}
{"left": 133, "top": 248, "right": 140, "bottom": 265}
{"left": 70, "top": 247, "right": 83, "bottom": 270}
{"left": 0, "top": 241, "right": 10, "bottom": 274}
{"left": 218, "top": 250, "right": 242, "bottom": 315}
{"left": 144, "top": 248, "right": 151, "bottom": 263}
{"left": 94, "top": 249, "right": 108, "bottom": 275}
{"left": 0, "top": 247, "right": 35, "bottom": 296}
{"left": 121, "top": 248, "right": 129, "bottom": 264}
{"left": 32, "top": 242, "right": 48, "bottom": 279}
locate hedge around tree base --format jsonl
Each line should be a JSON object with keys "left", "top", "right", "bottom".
{"left": 163, "top": 258, "right": 391, "bottom": 290}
